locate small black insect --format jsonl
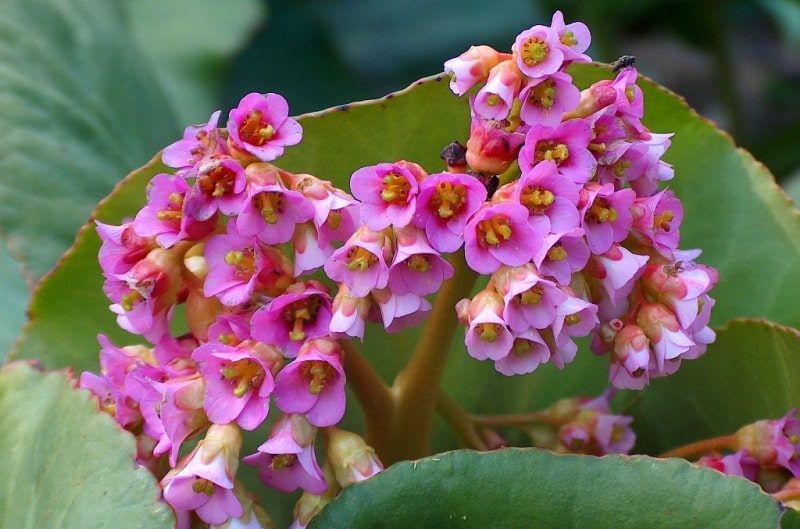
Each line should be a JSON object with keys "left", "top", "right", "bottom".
{"left": 611, "top": 55, "right": 636, "bottom": 73}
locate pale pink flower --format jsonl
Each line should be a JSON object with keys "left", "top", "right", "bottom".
{"left": 227, "top": 92, "right": 302, "bottom": 161}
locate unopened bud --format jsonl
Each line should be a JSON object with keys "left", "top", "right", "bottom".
{"left": 326, "top": 428, "right": 383, "bottom": 488}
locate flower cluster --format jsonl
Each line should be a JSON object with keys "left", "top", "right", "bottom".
{"left": 445, "top": 10, "right": 717, "bottom": 389}
{"left": 79, "top": 10, "right": 716, "bottom": 528}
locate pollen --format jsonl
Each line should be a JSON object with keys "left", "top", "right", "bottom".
{"left": 476, "top": 214, "right": 513, "bottom": 248}
{"left": 475, "top": 322, "right": 502, "bottom": 342}
{"left": 224, "top": 247, "right": 256, "bottom": 277}
{"left": 281, "top": 295, "right": 324, "bottom": 342}
{"left": 430, "top": 181, "right": 467, "bottom": 220}
{"left": 586, "top": 197, "right": 617, "bottom": 224}
{"left": 301, "top": 360, "right": 337, "bottom": 394}
{"left": 254, "top": 191, "right": 284, "bottom": 224}
{"left": 519, "top": 36, "right": 549, "bottom": 67}
{"left": 239, "top": 110, "right": 276, "bottom": 146}
{"left": 560, "top": 30, "right": 578, "bottom": 48}
{"left": 654, "top": 210, "right": 674, "bottom": 231}
{"left": 199, "top": 164, "right": 236, "bottom": 198}
{"left": 270, "top": 454, "right": 297, "bottom": 471}
{"left": 345, "top": 247, "right": 378, "bottom": 272}
{"left": 519, "top": 184, "right": 555, "bottom": 213}
{"left": 221, "top": 357, "right": 266, "bottom": 398}
{"left": 534, "top": 140, "right": 569, "bottom": 165}
{"left": 517, "top": 284, "right": 544, "bottom": 306}
{"left": 380, "top": 170, "right": 412, "bottom": 205}
{"left": 547, "top": 244, "right": 568, "bottom": 262}
{"left": 527, "top": 78, "right": 557, "bottom": 109}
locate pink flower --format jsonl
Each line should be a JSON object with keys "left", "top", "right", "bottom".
{"left": 236, "top": 165, "right": 315, "bottom": 245}
{"left": 465, "top": 108, "right": 526, "bottom": 175}
{"left": 388, "top": 225, "right": 454, "bottom": 296}
{"left": 96, "top": 220, "right": 157, "bottom": 275}
{"left": 641, "top": 259, "right": 719, "bottom": 330}
{"left": 696, "top": 450, "right": 760, "bottom": 482}
{"left": 371, "top": 288, "right": 432, "bottom": 334}
{"left": 549, "top": 10, "right": 591, "bottom": 63}
{"left": 133, "top": 173, "right": 217, "bottom": 248}
{"left": 473, "top": 60, "right": 523, "bottom": 121}
{"left": 629, "top": 190, "right": 683, "bottom": 258}
{"left": 412, "top": 172, "right": 487, "bottom": 253}
{"left": 162, "top": 424, "right": 243, "bottom": 526}
{"left": 736, "top": 410, "right": 800, "bottom": 477}
{"left": 287, "top": 172, "right": 361, "bottom": 249}
{"left": 350, "top": 161, "right": 423, "bottom": 230}
{"left": 329, "top": 284, "right": 371, "bottom": 341}
{"left": 162, "top": 110, "right": 223, "bottom": 170}
{"left": 458, "top": 289, "right": 513, "bottom": 361}
{"left": 609, "top": 323, "right": 651, "bottom": 390}
{"left": 192, "top": 340, "right": 283, "bottom": 430}
{"left": 273, "top": 338, "right": 346, "bottom": 427}
{"left": 494, "top": 264, "right": 567, "bottom": 333}
{"left": 184, "top": 154, "right": 248, "bottom": 221}
{"left": 203, "top": 223, "right": 293, "bottom": 307}
{"left": 250, "top": 280, "right": 333, "bottom": 358}
{"left": 494, "top": 328, "right": 550, "bottom": 375}
{"left": 519, "top": 120, "right": 596, "bottom": 184}
{"left": 512, "top": 25, "right": 564, "bottom": 79}
{"left": 534, "top": 229, "right": 590, "bottom": 285}
{"left": 558, "top": 390, "right": 635, "bottom": 455}
{"left": 444, "top": 45, "right": 508, "bottom": 95}
{"left": 227, "top": 92, "right": 302, "bottom": 161}
{"left": 635, "top": 302, "right": 696, "bottom": 373}
{"left": 519, "top": 72, "right": 581, "bottom": 128}
{"left": 463, "top": 201, "right": 544, "bottom": 275}
{"left": 243, "top": 414, "right": 327, "bottom": 494}
{"left": 514, "top": 160, "right": 581, "bottom": 234}
{"left": 323, "top": 226, "right": 392, "bottom": 298}
{"left": 579, "top": 183, "right": 636, "bottom": 255}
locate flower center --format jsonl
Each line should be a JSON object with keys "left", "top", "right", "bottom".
{"left": 221, "top": 357, "right": 266, "bottom": 397}
{"left": 192, "top": 478, "right": 215, "bottom": 496}
{"left": 270, "top": 454, "right": 297, "bottom": 471}
{"left": 300, "top": 360, "right": 337, "bottom": 394}
{"left": 380, "top": 170, "right": 412, "bottom": 205}
{"left": 527, "top": 78, "right": 557, "bottom": 109}
{"left": 345, "top": 247, "right": 378, "bottom": 272}
{"left": 406, "top": 254, "right": 431, "bottom": 273}
{"left": 476, "top": 214, "right": 513, "bottom": 247}
{"left": 239, "top": 110, "right": 276, "bottom": 146}
{"left": 430, "top": 181, "right": 467, "bottom": 220}
{"left": 534, "top": 140, "right": 569, "bottom": 165}
{"left": 254, "top": 191, "right": 284, "bottom": 224}
{"left": 612, "top": 159, "right": 631, "bottom": 178}
{"left": 547, "top": 244, "right": 568, "bottom": 262}
{"left": 585, "top": 197, "right": 618, "bottom": 225}
{"left": 224, "top": 247, "right": 257, "bottom": 278}
{"left": 156, "top": 192, "right": 185, "bottom": 227}
{"left": 281, "top": 295, "right": 325, "bottom": 342}
{"left": 519, "top": 184, "right": 555, "bottom": 214}
{"left": 654, "top": 210, "right": 674, "bottom": 231}
{"left": 199, "top": 164, "right": 236, "bottom": 198}
{"left": 560, "top": 30, "right": 578, "bottom": 48}
{"left": 474, "top": 322, "right": 502, "bottom": 342}
{"left": 516, "top": 284, "right": 544, "bottom": 306}
{"left": 519, "top": 36, "right": 549, "bottom": 67}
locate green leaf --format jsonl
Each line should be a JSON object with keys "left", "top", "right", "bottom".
{"left": 309, "top": 449, "right": 787, "bottom": 529}
{"left": 120, "top": 0, "right": 265, "bottom": 125}
{"left": 631, "top": 319, "right": 800, "bottom": 454}
{"left": 0, "top": 243, "right": 29, "bottom": 361}
{"left": 0, "top": 361, "right": 174, "bottom": 529}
{"left": 0, "top": 0, "right": 177, "bottom": 282}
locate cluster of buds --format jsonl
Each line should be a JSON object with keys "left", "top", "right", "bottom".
{"left": 78, "top": 9, "right": 717, "bottom": 528}
{"left": 445, "top": 11, "right": 717, "bottom": 389}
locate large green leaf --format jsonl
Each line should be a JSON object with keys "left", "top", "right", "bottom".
{"left": 0, "top": 0, "right": 177, "bottom": 283}
{"left": 0, "top": 361, "right": 174, "bottom": 529}
{"left": 309, "top": 449, "right": 793, "bottom": 529}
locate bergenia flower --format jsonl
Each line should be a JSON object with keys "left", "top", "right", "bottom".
{"left": 273, "top": 338, "right": 346, "bottom": 427}
{"left": 96, "top": 220, "right": 157, "bottom": 275}
{"left": 473, "top": 60, "right": 523, "bottom": 121}
{"left": 350, "top": 161, "right": 424, "bottom": 231}
{"left": 512, "top": 24, "right": 564, "bottom": 79}
{"left": 162, "top": 110, "right": 223, "bottom": 171}
{"left": 519, "top": 72, "right": 581, "bottom": 128}
{"left": 227, "top": 92, "right": 302, "bottom": 161}
{"left": 388, "top": 225, "right": 454, "bottom": 296}
{"left": 184, "top": 154, "right": 248, "bottom": 221}
{"left": 243, "top": 413, "right": 327, "bottom": 494}
{"left": 519, "top": 120, "right": 596, "bottom": 184}
{"left": 323, "top": 226, "right": 392, "bottom": 298}
{"left": 444, "top": 45, "right": 508, "bottom": 95}
{"left": 579, "top": 183, "right": 636, "bottom": 255}
{"left": 549, "top": 10, "right": 592, "bottom": 63}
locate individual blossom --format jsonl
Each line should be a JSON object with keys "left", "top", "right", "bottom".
{"left": 203, "top": 222, "right": 294, "bottom": 307}
{"left": 608, "top": 323, "right": 651, "bottom": 390}
{"left": 326, "top": 428, "right": 383, "bottom": 488}
{"left": 583, "top": 243, "right": 649, "bottom": 321}
{"left": 519, "top": 71, "right": 581, "bottom": 128}
{"left": 465, "top": 108, "right": 526, "bottom": 175}
{"left": 640, "top": 259, "right": 719, "bottom": 330}
{"left": 96, "top": 220, "right": 157, "bottom": 275}
{"left": 549, "top": 10, "right": 591, "bottom": 63}
{"left": 518, "top": 120, "right": 596, "bottom": 184}
{"left": 493, "top": 327, "right": 551, "bottom": 375}
{"left": 227, "top": 92, "right": 302, "bottom": 162}
{"left": 444, "top": 44, "right": 509, "bottom": 95}
{"left": 456, "top": 289, "right": 514, "bottom": 361}
{"left": 493, "top": 264, "right": 568, "bottom": 333}
{"left": 236, "top": 162, "right": 316, "bottom": 245}
{"left": 162, "top": 424, "right": 243, "bottom": 527}
{"left": 350, "top": 161, "right": 424, "bottom": 231}
{"left": 388, "top": 225, "right": 454, "bottom": 296}
{"left": 273, "top": 338, "right": 346, "bottom": 427}
{"left": 533, "top": 228, "right": 590, "bottom": 286}
{"left": 513, "top": 159, "right": 581, "bottom": 235}
{"left": 463, "top": 201, "right": 544, "bottom": 275}
{"left": 243, "top": 413, "right": 327, "bottom": 494}
{"left": 635, "top": 302, "right": 697, "bottom": 374}
{"left": 628, "top": 190, "right": 683, "bottom": 258}
{"left": 371, "top": 287, "right": 432, "bottom": 334}
{"left": 184, "top": 154, "right": 248, "bottom": 221}
{"left": 695, "top": 450, "right": 760, "bottom": 482}
{"left": 473, "top": 59, "right": 523, "bottom": 121}
{"left": 329, "top": 284, "right": 371, "bottom": 341}
{"left": 412, "top": 171, "right": 487, "bottom": 253}
{"left": 512, "top": 24, "right": 564, "bottom": 79}
{"left": 250, "top": 280, "right": 333, "bottom": 358}
{"left": 558, "top": 390, "right": 635, "bottom": 455}
{"left": 133, "top": 172, "right": 217, "bottom": 248}
{"left": 162, "top": 110, "right": 223, "bottom": 171}
{"left": 210, "top": 482, "right": 276, "bottom": 529}
{"left": 579, "top": 183, "right": 636, "bottom": 255}
{"left": 735, "top": 410, "right": 800, "bottom": 478}
{"left": 323, "top": 226, "right": 392, "bottom": 298}
{"left": 192, "top": 340, "right": 283, "bottom": 431}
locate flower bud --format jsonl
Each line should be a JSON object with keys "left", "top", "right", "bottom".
{"left": 326, "top": 428, "right": 384, "bottom": 488}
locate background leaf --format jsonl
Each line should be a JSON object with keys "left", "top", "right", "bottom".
{"left": 309, "top": 449, "right": 789, "bottom": 529}
{"left": 0, "top": 0, "right": 177, "bottom": 283}
{"left": 0, "top": 361, "right": 174, "bottom": 529}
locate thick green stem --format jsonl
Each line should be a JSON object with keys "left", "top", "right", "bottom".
{"left": 339, "top": 340, "right": 395, "bottom": 458}
{"left": 384, "top": 252, "right": 478, "bottom": 464}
